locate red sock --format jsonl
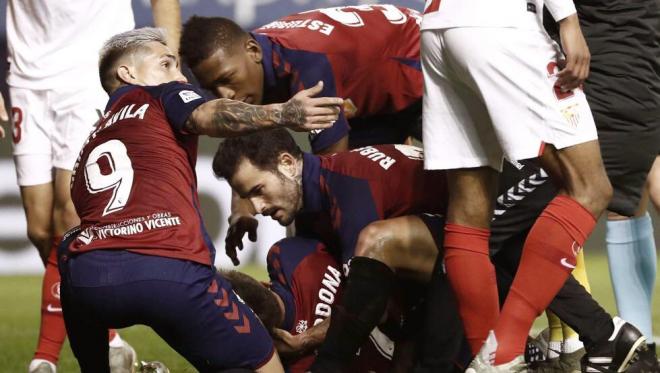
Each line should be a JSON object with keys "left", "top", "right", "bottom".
{"left": 443, "top": 223, "right": 500, "bottom": 355}
{"left": 33, "top": 237, "right": 66, "bottom": 364}
{"left": 494, "top": 195, "right": 596, "bottom": 364}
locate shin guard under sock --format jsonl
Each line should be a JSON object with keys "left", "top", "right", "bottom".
{"left": 443, "top": 223, "right": 499, "bottom": 355}
{"left": 313, "top": 257, "right": 395, "bottom": 371}
{"left": 33, "top": 238, "right": 67, "bottom": 364}
{"left": 494, "top": 196, "right": 596, "bottom": 364}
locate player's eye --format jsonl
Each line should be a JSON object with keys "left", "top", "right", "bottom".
{"left": 249, "top": 185, "right": 263, "bottom": 197}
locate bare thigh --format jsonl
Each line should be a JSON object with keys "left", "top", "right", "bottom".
{"left": 354, "top": 216, "right": 440, "bottom": 282}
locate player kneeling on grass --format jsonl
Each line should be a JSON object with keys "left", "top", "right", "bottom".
{"left": 56, "top": 27, "right": 342, "bottom": 373}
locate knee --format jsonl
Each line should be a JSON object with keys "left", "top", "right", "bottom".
{"left": 570, "top": 174, "right": 613, "bottom": 216}
{"left": 354, "top": 222, "right": 395, "bottom": 266}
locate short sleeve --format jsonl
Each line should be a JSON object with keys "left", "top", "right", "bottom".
{"left": 155, "top": 82, "right": 208, "bottom": 133}
{"left": 544, "top": 0, "right": 576, "bottom": 21}
{"left": 309, "top": 114, "right": 350, "bottom": 153}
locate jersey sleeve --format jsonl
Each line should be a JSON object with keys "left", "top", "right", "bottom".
{"left": 309, "top": 112, "right": 350, "bottom": 153}
{"left": 544, "top": 0, "right": 576, "bottom": 21}
{"left": 155, "top": 82, "right": 208, "bottom": 133}
{"left": 284, "top": 53, "right": 349, "bottom": 153}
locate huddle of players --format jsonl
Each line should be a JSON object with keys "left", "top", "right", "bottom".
{"left": 54, "top": 3, "right": 658, "bottom": 373}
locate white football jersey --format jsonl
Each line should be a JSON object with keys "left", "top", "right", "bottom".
{"left": 421, "top": 0, "right": 576, "bottom": 31}
{"left": 6, "top": 0, "right": 135, "bottom": 89}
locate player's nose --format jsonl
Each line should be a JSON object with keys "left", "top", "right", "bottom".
{"left": 216, "top": 86, "right": 235, "bottom": 100}
{"left": 251, "top": 198, "right": 267, "bottom": 215}
{"left": 176, "top": 70, "right": 188, "bottom": 83}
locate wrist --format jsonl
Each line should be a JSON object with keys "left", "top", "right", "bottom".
{"left": 271, "top": 103, "right": 286, "bottom": 126}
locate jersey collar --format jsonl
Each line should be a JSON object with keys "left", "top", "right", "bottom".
{"left": 105, "top": 84, "right": 137, "bottom": 112}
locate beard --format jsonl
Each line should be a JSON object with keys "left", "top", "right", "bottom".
{"left": 274, "top": 171, "right": 301, "bottom": 226}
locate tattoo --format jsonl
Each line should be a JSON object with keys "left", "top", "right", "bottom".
{"left": 185, "top": 99, "right": 285, "bottom": 136}
{"left": 279, "top": 99, "right": 306, "bottom": 128}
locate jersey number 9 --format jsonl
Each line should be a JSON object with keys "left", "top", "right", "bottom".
{"left": 84, "top": 139, "right": 134, "bottom": 216}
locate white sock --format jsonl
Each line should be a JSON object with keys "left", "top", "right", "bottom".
{"left": 562, "top": 336, "right": 584, "bottom": 354}
{"left": 547, "top": 341, "right": 562, "bottom": 359}
{"left": 29, "top": 359, "right": 56, "bottom": 372}
{"left": 109, "top": 333, "right": 124, "bottom": 348}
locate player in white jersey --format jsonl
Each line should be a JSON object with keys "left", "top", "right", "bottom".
{"left": 4, "top": 1, "right": 181, "bottom": 372}
{"left": 420, "top": 0, "right": 615, "bottom": 371}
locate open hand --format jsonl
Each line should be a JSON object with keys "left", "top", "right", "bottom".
{"left": 280, "top": 81, "right": 343, "bottom": 132}
{"left": 224, "top": 213, "right": 258, "bottom": 266}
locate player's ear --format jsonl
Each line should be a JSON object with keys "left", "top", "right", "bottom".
{"left": 277, "top": 152, "right": 297, "bottom": 180}
{"left": 245, "top": 38, "right": 263, "bottom": 64}
{"left": 117, "top": 65, "right": 138, "bottom": 85}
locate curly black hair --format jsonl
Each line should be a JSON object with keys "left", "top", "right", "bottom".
{"left": 180, "top": 16, "right": 248, "bottom": 68}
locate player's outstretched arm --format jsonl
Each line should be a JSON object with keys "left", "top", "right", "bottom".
{"left": 272, "top": 318, "right": 330, "bottom": 358}
{"left": 185, "top": 81, "right": 343, "bottom": 137}
{"left": 150, "top": 0, "right": 181, "bottom": 55}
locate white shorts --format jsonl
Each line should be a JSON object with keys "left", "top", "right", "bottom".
{"left": 10, "top": 84, "right": 107, "bottom": 186}
{"left": 421, "top": 27, "right": 597, "bottom": 171}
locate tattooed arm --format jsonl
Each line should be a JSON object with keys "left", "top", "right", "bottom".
{"left": 185, "top": 81, "right": 343, "bottom": 137}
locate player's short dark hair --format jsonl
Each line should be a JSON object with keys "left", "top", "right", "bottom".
{"left": 213, "top": 129, "right": 303, "bottom": 181}
{"left": 222, "top": 270, "right": 282, "bottom": 332}
{"left": 180, "top": 16, "right": 249, "bottom": 69}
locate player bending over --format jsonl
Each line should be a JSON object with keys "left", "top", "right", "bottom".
{"left": 57, "top": 27, "right": 342, "bottom": 373}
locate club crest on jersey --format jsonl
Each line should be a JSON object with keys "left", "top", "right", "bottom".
{"left": 179, "top": 90, "right": 202, "bottom": 103}
{"left": 296, "top": 320, "right": 308, "bottom": 334}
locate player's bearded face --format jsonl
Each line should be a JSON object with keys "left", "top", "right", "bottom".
{"left": 268, "top": 170, "right": 301, "bottom": 226}
{"left": 231, "top": 158, "right": 302, "bottom": 226}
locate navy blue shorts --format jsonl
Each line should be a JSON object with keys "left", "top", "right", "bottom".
{"left": 58, "top": 243, "right": 274, "bottom": 372}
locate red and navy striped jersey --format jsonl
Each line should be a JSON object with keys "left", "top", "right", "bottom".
{"left": 300, "top": 144, "right": 447, "bottom": 264}
{"left": 267, "top": 237, "right": 393, "bottom": 373}
{"left": 69, "top": 82, "right": 216, "bottom": 266}
{"left": 253, "top": 5, "right": 422, "bottom": 152}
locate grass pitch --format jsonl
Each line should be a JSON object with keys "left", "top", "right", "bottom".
{"left": 0, "top": 255, "right": 658, "bottom": 372}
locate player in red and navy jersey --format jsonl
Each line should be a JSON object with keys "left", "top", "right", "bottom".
{"left": 224, "top": 237, "right": 397, "bottom": 373}
{"left": 213, "top": 129, "right": 464, "bottom": 372}
{"left": 57, "top": 27, "right": 342, "bottom": 373}
{"left": 180, "top": 5, "right": 422, "bottom": 155}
